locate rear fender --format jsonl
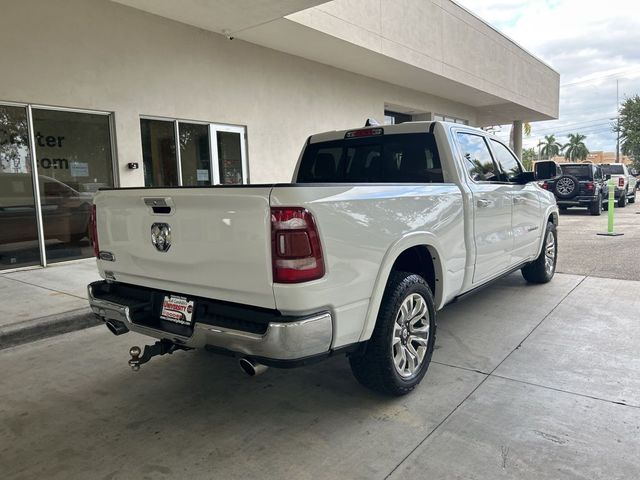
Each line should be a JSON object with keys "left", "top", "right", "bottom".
{"left": 358, "top": 232, "right": 445, "bottom": 342}
{"left": 536, "top": 205, "right": 559, "bottom": 257}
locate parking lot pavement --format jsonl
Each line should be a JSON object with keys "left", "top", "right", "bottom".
{"left": 556, "top": 201, "right": 640, "bottom": 281}
{"left": 2, "top": 272, "right": 639, "bottom": 480}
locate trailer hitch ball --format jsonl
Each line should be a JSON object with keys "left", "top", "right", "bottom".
{"left": 129, "top": 346, "right": 142, "bottom": 371}
{"left": 126, "top": 340, "right": 190, "bottom": 371}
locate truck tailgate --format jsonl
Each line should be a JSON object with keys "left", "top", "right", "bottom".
{"left": 93, "top": 187, "right": 276, "bottom": 309}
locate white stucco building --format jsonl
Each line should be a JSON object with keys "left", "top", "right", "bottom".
{"left": 0, "top": 0, "right": 559, "bottom": 269}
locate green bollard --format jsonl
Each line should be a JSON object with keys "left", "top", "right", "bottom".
{"left": 597, "top": 178, "right": 624, "bottom": 236}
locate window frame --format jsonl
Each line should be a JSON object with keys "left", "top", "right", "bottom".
{"left": 454, "top": 130, "right": 503, "bottom": 184}
{"left": 140, "top": 115, "right": 248, "bottom": 186}
{"left": 488, "top": 138, "right": 525, "bottom": 183}
{"left": 0, "top": 100, "right": 117, "bottom": 268}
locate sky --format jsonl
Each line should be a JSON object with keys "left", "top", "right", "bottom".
{"left": 456, "top": 0, "right": 640, "bottom": 153}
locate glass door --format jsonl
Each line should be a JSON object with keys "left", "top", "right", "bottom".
{"left": 179, "top": 122, "right": 211, "bottom": 186}
{"left": 32, "top": 108, "right": 115, "bottom": 264}
{"left": 0, "top": 104, "right": 41, "bottom": 269}
{"left": 212, "top": 124, "right": 247, "bottom": 185}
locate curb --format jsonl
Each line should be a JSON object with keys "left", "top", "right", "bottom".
{"left": 0, "top": 308, "right": 101, "bottom": 350}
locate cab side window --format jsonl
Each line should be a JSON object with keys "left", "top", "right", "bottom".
{"left": 457, "top": 132, "right": 499, "bottom": 182}
{"left": 490, "top": 140, "right": 523, "bottom": 182}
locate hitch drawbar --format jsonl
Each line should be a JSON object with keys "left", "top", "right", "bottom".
{"left": 128, "top": 339, "right": 191, "bottom": 371}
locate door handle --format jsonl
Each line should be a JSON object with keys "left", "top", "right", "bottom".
{"left": 476, "top": 199, "right": 493, "bottom": 208}
{"left": 513, "top": 196, "right": 526, "bottom": 205}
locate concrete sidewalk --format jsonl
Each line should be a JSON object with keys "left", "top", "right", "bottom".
{"left": 0, "top": 259, "right": 101, "bottom": 349}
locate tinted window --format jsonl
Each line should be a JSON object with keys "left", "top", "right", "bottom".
{"left": 594, "top": 167, "right": 603, "bottom": 180}
{"left": 490, "top": 140, "right": 523, "bottom": 182}
{"left": 457, "top": 132, "right": 498, "bottom": 182}
{"left": 601, "top": 164, "right": 625, "bottom": 175}
{"left": 559, "top": 164, "right": 593, "bottom": 180}
{"left": 297, "top": 133, "right": 442, "bottom": 183}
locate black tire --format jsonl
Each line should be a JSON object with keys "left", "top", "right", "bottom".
{"left": 629, "top": 190, "right": 636, "bottom": 204}
{"left": 349, "top": 271, "right": 436, "bottom": 396}
{"left": 553, "top": 174, "right": 580, "bottom": 199}
{"left": 589, "top": 198, "right": 601, "bottom": 216}
{"left": 521, "top": 222, "right": 557, "bottom": 284}
{"left": 618, "top": 192, "right": 627, "bottom": 208}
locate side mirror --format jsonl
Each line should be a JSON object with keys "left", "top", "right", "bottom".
{"left": 517, "top": 171, "right": 536, "bottom": 184}
{"left": 534, "top": 160, "right": 559, "bottom": 180}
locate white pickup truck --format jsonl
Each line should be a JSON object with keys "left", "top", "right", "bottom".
{"left": 88, "top": 121, "right": 559, "bottom": 395}
{"left": 600, "top": 163, "right": 637, "bottom": 207}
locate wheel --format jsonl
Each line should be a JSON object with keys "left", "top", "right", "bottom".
{"left": 629, "top": 190, "right": 636, "bottom": 204}
{"left": 349, "top": 271, "right": 436, "bottom": 396}
{"left": 589, "top": 199, "right": 601, "bottom": 216}
{"left": 618, "top": 192, "right": 627, "bottom": 208}
{"left": 521, "top": 222, "right": 557, "bottom": 284}
{"left": 553, "top": 175, "right": 580, "bottom": 200}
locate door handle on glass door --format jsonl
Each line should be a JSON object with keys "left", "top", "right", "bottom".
{"left": 477, "top": 199, "right": 493, "bottom": 208}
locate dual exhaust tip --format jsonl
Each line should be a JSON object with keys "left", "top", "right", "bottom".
{"left": 105, "top": 319, "right": 129, "bottom": 336}
{"left": 238, "top": 357, "right": 268, "bottom": 376}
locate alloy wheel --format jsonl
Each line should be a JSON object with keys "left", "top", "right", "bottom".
{"left": 544, "top": 230, "right": 556, "bottom": 275}
{"left": 391, "top": 293, "right": 430, "bottom": 378}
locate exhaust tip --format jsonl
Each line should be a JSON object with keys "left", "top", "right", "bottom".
{"left": 105, "top": 320, "right": 129, "bottom": 336}
{"left": 239, "top": 357, "right": 268, "bottom": 377}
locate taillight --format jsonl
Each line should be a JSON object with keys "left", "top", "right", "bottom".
{"left": 89, "top": 204, "right": 99, "bottom": 258}
{"left": 585, "top": 182, "right": 594, "bottom": 191}
{"left": 271, "top": 207, "right": 325, "bottom": 283}
{"left": 541, "top": 182, "right": 549, "bottom": 190}
{"left": 618, "top": 177, "right": 625, "bottom": 188}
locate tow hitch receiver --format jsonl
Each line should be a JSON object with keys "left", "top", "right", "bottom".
{"left": 128, "top": 339, "right": 191, "bottom": 371}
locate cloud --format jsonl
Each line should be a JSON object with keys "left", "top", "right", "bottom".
{"left": 457, "top": 0, "right": 640, "bottom": 151}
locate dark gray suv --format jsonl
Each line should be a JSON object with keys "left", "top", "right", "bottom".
{"left": 541, "top": 163, "right": 607, "bottom": 215}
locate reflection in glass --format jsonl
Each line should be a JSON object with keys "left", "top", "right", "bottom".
{"left": 0, "top": 105, "right": 40, "bottom": 269}
{"left": 217, "top": 131, "right": 243, "bottom": 185}
{"left": 180, "top": 123, "right": 211, "bottom": 186}
{"left": 141, "top": 119, "right": 178, "bottom": 187}
{"left": 33, "top": 109, "right": 114, "bottom": 264}
{"left": 457, "top": 132, "right": 498, "bottom": 182}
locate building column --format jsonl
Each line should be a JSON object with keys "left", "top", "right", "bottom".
{"left": 512, "top": 120, "right": 523, "bottom": 160}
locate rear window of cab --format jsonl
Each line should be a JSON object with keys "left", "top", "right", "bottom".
{"left": 296, "top": 133, "right": 443, "bottom": 184}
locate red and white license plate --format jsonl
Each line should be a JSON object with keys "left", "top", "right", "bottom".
{"left": 160, "top": 295, "right": 195, "bottom": 325}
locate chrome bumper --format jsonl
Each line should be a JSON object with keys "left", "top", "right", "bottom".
{"left": 87, "top": 284, "right": 333, "bottom": 361}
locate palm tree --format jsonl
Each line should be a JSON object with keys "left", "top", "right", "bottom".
{"left": 563, "top": 133, "right": 589, "bottom": 162}
{"left": 538, "top": 135, "right": 562, "bottom": 160}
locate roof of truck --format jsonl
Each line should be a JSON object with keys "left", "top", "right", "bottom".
{"left": 308, "top": 121, "right": 486, "bottom": 144}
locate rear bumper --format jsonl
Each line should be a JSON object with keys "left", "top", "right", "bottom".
{"left": 557, "top": 195, "right": 599, "bottom": 207}
{"left": 88, "top": 281, "right": 333, "bottom": 361}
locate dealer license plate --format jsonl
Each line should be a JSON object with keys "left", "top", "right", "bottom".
{"left": 160, "top": 295, "right": 195, "bottom": 325}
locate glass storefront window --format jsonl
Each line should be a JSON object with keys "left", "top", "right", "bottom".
{"left": 179, "top": 123, "right": 211, "bottom": 186}
{"left": 32, "top": 108, "right": 114, "bottom": 264}
{"left": 141, "top": 119, "right": 178, "bottom": 187}
{"left": 0, "top": 105, "right": 40, "bottom": 269}
{"left": 141, "top": 117, "right": 246, "bottom": 187}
